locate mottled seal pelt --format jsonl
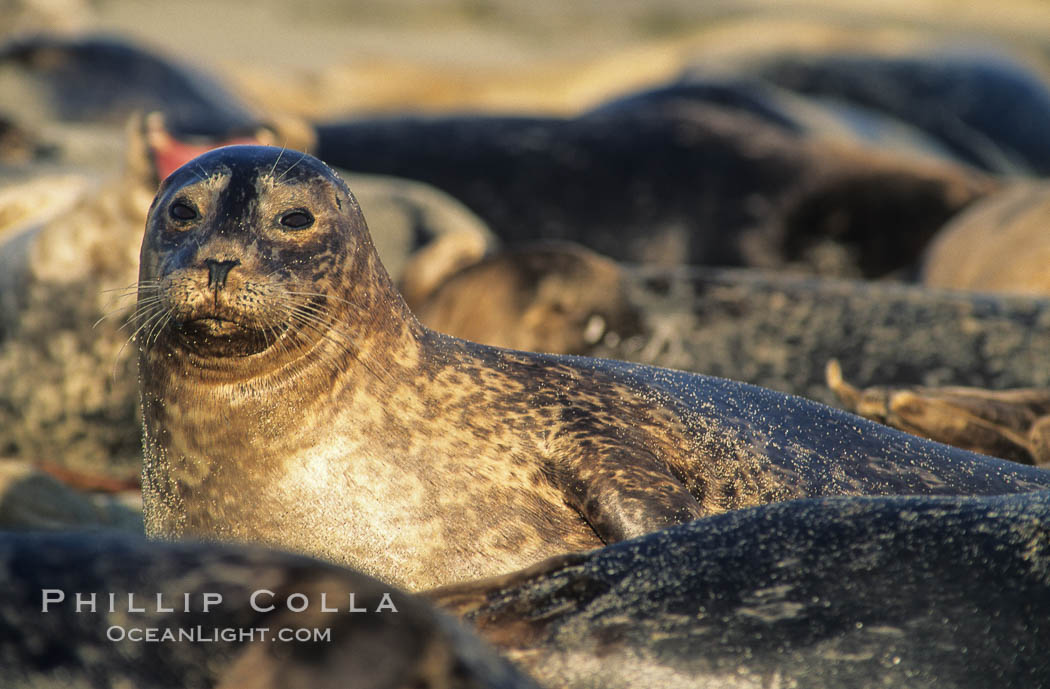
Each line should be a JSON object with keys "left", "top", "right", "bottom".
{"left": 0, "top": 531, "right": 538, "bottom": 689}
{"left": 137, "top": 145, "right": 1050, "bottom": 590}
{"left": 429, "top": 491, "right": 1050, "bottom": 689}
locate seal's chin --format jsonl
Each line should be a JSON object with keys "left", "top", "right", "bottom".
{"left": 173, "top": 317, "right": 280, "bottom": 357}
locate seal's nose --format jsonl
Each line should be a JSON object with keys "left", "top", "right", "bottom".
{"left": 205, "top": 259, "right": 240, "bottom": 290}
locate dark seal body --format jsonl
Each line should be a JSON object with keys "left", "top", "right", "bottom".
{"left": 138, "top": 146, "right": 1050, "bottom": 590}
{"left": 0, "top": 33, "right": 261, "bottom": 135}
{"left": 0, "top": 531, "right": 539, "bottom": 689}
{"left": 313, "top": 107, "right": 991, "bottom": 278}
{"left": 430, "top": 491, "right": 1050, "bottom": 689}
{"left": 748, "top": 51, "right": 1050, "bottom": 175}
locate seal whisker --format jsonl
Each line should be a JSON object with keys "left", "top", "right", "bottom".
{"left": 258, "top": 323, "right": 272, "bottom": 351}
{"left": 93, "top": 303, "right": 140, "bottom": 329}
{"left": 268, "top": 145, "right": 287, "bottom": 178}
{"left": 192, "top": 163, "right": 210, "bottom": 185}
{"left": 123, "top": 304, "right": 167, "bottom": 344}
{"left": 117, "top": 301, "right": 164, "bottom": 333}
{"left": 272, "top": 292, "right": 380, "bottom": 355}
{"left": 111, "top": 304, "right": 168, "bottom": 379}
{"left": 267, "top": 322, "right": 290, "bottom": 358}
{"left": 145, "top": 308, "right": 174, "bottom": 348}
{"left": 285, "top": 313, "right": 373, "bottom": 384}
{"left": 275, "top": 293, "right": 340, "bottom": 320}
{"left": 111, "top": 297, "right": 167, "bottom": 332}
{"left": 280, "top": 289, "right": 382, "bottom": 321}
{"left": 272, "top": 295, "right": 331, "bottom": 323}
{"left": 268, "top": 293, "right": 345, "bottom": 329}
{"left": 97, "top": 291, "right": 165, "bottom": 329}
{"left": 100, "top": 290, "right": 147, "bottom": 307}
{"left": 101, "top": 280, "right": 160, "bottom": 295}
{"left": 277, "top": 316, "right": 310, "bottom": 353}
{"left": 283, "top": 305, "right": 350, "bottom": 347}
{"left": 284, "top": 306, "right": 393, "bottom": 386}
{"left": 253, "top": 309, "right": 291, "bottom": 359}
{"left": 280, "top": 316, "right": 348, "bottom": 380}
{"left": 97, "top": 282, "right": 162, "bottom": 313}
{"left": 275, "top": 150, "right": 307, "bottom": 183}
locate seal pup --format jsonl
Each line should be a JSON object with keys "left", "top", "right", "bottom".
{"left": 407, "top": 241, "right": 642, "bottom": 355}
{"left": 429, "top": 491, "right": 1050, "bottom": 689}
{"left": 138, "top": 146, "right": 1050, "bottom": 590}
{"left": 0, "top": 531, "right": 539, "bottom": 689}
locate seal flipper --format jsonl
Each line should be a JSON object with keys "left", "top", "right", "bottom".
{"left": 561, "top": 449, "right": 702, "bottom": 543}
{"left": 827, "top": 359, "right": 1050, "bottom": 466}
{"left": 1028, "top": 416, "right": 1050, "bottom": 465}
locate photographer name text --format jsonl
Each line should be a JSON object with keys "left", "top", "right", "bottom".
{"left": 41, "top": 589, "right": 399, "bottom": 614}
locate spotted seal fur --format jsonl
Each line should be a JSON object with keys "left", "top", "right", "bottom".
{"left": 137, "top": 145, "right": 1050, "bottom": 590}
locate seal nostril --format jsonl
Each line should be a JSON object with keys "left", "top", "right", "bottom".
{"left": 204, "top": 258, "right": 240, "bottom": 289}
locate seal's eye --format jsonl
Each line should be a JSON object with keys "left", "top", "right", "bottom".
{"left": 169, "top": 201, "right": 198, "bottom": 221}
{"left": 280, "top": 210, "right": 314, "bottom": 230}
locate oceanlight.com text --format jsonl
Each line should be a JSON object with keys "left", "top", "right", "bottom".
{"left": 106, "top": 625, "right": 332, "bottom": 643}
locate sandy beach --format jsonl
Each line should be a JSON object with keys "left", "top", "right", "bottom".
{"left": 44, "top": 0, "right": 1050, "bottom": 118}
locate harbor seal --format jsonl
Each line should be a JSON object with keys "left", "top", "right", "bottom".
{"left": 1, "top": 531, "right": 539, "bottom": 689}
{"left": 407, "top": 241, "right": 642, "bottom": 355}
{"left": 138, "top": 145, "right": 1050, "bottom": 590}
{"left": 429, "top": 491, "right": 1050, "bottom": 689}
{"left": 313, "top": 104, "right": 993, "bottom": 278}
